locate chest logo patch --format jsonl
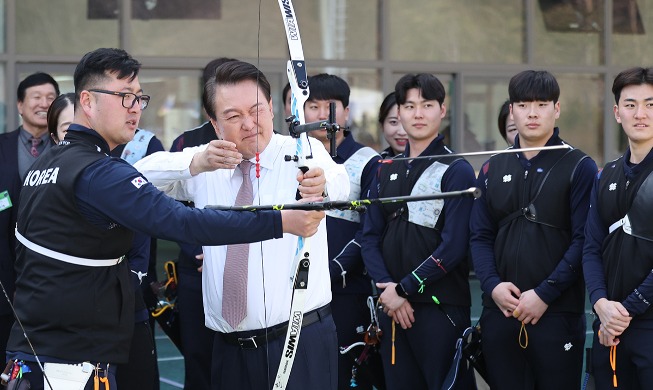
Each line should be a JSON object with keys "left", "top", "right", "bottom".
{"left": 390, "top": 173, "right": 398, "bottom": 181}
{"left": 503, "top": 174, "right": 512, "bottom": 183}
{"left": 609, "top": 183, "right": 617, "bottom": 191}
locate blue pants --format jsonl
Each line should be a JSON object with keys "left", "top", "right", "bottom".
{"left": 378, "top": 302, "right": 473, "bottom": 390}
{"left": 591, "top": 319, "right": 653, "bottom": 390}
{"left": 480, "top": 308, "right": 584, "bottom": 390}
{"left": 211, "top": 312, "right": 338, "bottom": 390}
{"left": 116, "top": 320, "right": 158, "bottom": 390}
{"left": 177, "top": 268, "right": 214, "bottom": 390}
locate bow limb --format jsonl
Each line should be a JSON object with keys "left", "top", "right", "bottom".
{"left": 274, "top": 1, "right": 313, "bottom": 388}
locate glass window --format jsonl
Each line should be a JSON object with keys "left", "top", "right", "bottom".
{"left": 555, "top": 73, "right": 604, "bottom": 165}
{"left": 16, "top": 0, "right": 118, "bottom": 55}
{"left": 612, "top": 0, "right": 653, "bottom": 67}
{"left": 389, "top": 0, "right": 523, "bottom": 63}
{"left": 461, "top": 77, "right": 511, "bottom": 168}
{"left": 131, "top": 0, "right": 378, "bottom": 61}
{"left": 0, "top": 63, "right": 4, "bottom": 133}
{"left": 0, "top": 0, "right": 5, "bottom": 53}
{"left": 533, "top": 0, "right": 604, "bottom": 65}
{"left": 136, "top": 70, "right": 203, "bottom": 150}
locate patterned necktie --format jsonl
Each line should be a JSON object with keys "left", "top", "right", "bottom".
{"left": 222, "top": 160, "right": 254, "bottom": 328}
{"left": 30, "top": 137, "right": 42, "bottom": 157}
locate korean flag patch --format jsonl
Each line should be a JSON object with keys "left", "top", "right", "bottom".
{"left": 131, "top": 176, "right": 148, "bottom": 189}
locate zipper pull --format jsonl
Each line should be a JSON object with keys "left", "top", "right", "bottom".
{"left": 524, "top": 170, "right": 529, "bottom": 180}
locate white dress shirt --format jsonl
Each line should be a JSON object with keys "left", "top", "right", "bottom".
{"left": 135, "top": 134, "right": 349, "bottom": 332}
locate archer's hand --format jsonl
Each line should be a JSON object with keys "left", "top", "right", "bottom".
{"left": 189, "top": 140, "right": 243, "bottom": 175}
{"left": 297, "top": 167, "right": 326, "bottom": 199}
{"left": 377, "top": 281, "right": 416, "bottom": 329}
{"left": 598, "top": 323, "right": 620, "bottom": 347}
{"left": 280, "top": 197, "right": 325, "bottom": 237}
{"left": 491, "top": 282, "right": 521, "bottom": 317}
{"left": 513, "top": 289, "right": 548, "bottom": 325}
{"left": 594, "top": 298, "right": 631, "bottom": 337}
{"left": 386, "top": 298, "right": 415, "bottom": 330}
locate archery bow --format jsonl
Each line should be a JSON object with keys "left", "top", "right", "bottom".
{"left": 206, "top": 187, "right": 481, "bottom": 212}
{"left": 274, "top": 0, "right": 312, "bottom": 388}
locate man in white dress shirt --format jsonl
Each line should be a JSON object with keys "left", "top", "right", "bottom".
{"left": 135, "top": 60, "right": 348, "bottom": 390}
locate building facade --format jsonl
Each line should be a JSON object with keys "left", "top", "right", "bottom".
{"left": 3, "top": 0, "right": 652, "bottom": 167}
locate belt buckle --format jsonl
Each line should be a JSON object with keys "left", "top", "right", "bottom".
{"left": 238, "top": 336, "right": 258, "bottom": 349}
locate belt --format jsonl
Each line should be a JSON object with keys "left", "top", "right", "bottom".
{"left": 221, "top": 304, "right": 331, "bottom": 349}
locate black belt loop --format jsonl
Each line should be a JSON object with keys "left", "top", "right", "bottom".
{"left": 222, "top": 304, "right": 331, "bottom": 349}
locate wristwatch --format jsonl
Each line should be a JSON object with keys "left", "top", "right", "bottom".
{"left": 395, "top": 282, "right": 408, "bottom": 298}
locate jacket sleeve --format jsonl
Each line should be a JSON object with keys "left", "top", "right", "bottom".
{"left": 470, "top": 161, "right": 504, "bottom": 297}
{"left": 361, "top": 174, "right": 394, "bottom": 284}
{"left": 582, "top": 170, "right": 609, "bottom": 307}
{"left": 534, "top": 157, "right": 597, "bottom": 304}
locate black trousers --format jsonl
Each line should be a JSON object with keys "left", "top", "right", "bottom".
{"left": 591, "top": 319, "right": 653, "bottom": 390}
{"left": 211, "top": 311, "right": 338, "bottom": 390}
{"left": 481, "top": 308, "right": 585, "bottom": 390}
{"left": 378, "top": 302, "right": 474, "bottom": 390}
{"left": 0, "top": 313, "right": 13, "bottom": 364}
{"left": 177, "top": 268, "right": 214, "bottom": 390}
{"left": 116, "top": 320, "right": 158, "bottom": 390}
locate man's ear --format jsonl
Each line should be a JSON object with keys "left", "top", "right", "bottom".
{"left": 613, "top": 104, "right": 622, "bottom": 123}
{"left": 78, "top": 90, "right": 94, "bottom": 116}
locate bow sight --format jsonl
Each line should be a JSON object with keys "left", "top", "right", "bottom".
{"left": 284, "top": 101, "right": 341, "bottom": 160}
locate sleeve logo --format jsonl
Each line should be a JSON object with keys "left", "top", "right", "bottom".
{"left": 131, "top": 176, "right": 148, "bottom": 189}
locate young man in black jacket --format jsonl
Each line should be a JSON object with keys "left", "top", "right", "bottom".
{"left": 583, "top": 67, "right": 653, "bottom": 389}
{"left": 470, "top": 70, "right": 597, "bottom": 389}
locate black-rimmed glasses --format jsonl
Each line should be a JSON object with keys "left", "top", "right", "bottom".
{"left": 88, "top": 89, "right": 151, "bottom": 110}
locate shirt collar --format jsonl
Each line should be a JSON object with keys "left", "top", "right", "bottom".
{"left": 19, "top": 126, "right": 49, "bottom": 143}
{"left": 66, "top": 124, "right": 112, "bottom": 154}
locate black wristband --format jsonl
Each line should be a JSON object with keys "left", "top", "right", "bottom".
{"left": 395, "top": 283, "right": 408, "bottom": 298}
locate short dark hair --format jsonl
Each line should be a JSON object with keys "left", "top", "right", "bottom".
{"left": 508, "top": 70, "right": 560, "bottom": 104}
{"left": 201, "top": 57, "right": 239, "bottom": 116}
{"left": 378, "top": 92, "right": 397, "bottom": 124}
{"left": 306, "top": 74, "right": 350, "bottom": 107}
{"left": 612, "top": 67, "right": 653, "bottom": 104}
{"left": 73, "top": 48, "right": 141, "bottom": 107}
{"left": 202, "top": 57, "right": 239, "bottom": 87}
{"left": 202, "top": 60, "right": 271, "bottom": 120}
{"left": 47, "top": 93, "right": 75, "bottom": 141}
{"left": 394, "top": 73, "right": 445, "bottom": 106}
{"left": 497, "top": 100, "right": 510, "bottom": 140}
{"left": 17, "top": 72, "right": 60, "bottom": 102}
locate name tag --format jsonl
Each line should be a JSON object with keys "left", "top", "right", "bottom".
{"left": 0, "top": 191, "right": 12, "bottom": 212}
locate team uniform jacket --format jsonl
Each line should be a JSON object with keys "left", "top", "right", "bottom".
{"left": 327, "top": 134, "right": 380, "bottom": 295}
{"left": 471, "top": 129, "right": 597, "bottom": 313}
{"left": 584, "top": 148, "right": 653, "bottom": 323}
{"left": 361, "top": 134, "right": 475, "bottom": 305}
{"left": 8, "top": 125, "right": 285, "bottom": 364}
